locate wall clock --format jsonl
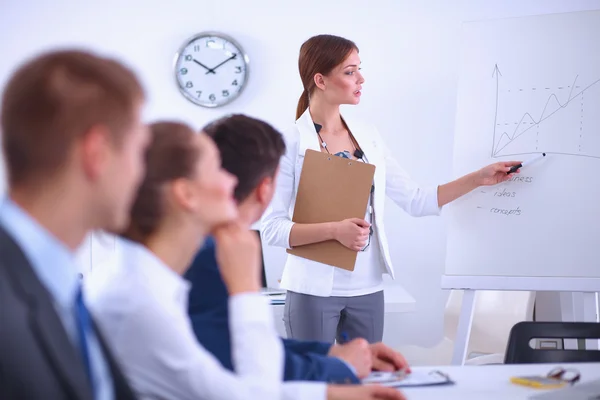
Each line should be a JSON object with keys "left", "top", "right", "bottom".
{"left": 174, "top": 31, "right": 250, "bottom": 108}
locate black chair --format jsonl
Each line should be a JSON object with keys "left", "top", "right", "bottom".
{"left": 504, "top": 321, "right": 600, "bottom": 364}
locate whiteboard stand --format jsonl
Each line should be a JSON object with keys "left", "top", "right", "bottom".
{"left": 451, "top": 289, "right": 476, "bottom": 365}
{"left": 442, "top": 276, "right": 600, "bottom": 365}
{"left": 582, "top": 293, "right": 600, "bottom": 350}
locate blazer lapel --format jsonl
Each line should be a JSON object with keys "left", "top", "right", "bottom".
{"left": 340, "top": 115, "right": 385, "bottom": 215}
{"left": 296, "top": 108, "right": 322, "bottom": 158}
{"left": 0, "top": 227, "right": 93, "bottom": 400}
{"left": 340, "top": 113, "right": 379, "bottom": 166}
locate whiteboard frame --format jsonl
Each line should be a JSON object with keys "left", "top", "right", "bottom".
{"left": 442, "top": 275, "right": 600, "bottom": 292}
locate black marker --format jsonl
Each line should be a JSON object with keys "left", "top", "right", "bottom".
{"left": 507, "top": 152, "right": 546, "bottom": 174}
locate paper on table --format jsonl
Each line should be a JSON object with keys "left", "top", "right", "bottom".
{"left": 362, "top": 370, "right": 454, "bottom": 388}
{"left": 266, "top": 294, "right": 286, "bottom": 305}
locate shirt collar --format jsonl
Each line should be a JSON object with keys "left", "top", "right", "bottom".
{"left": 0, "top": 197, "right": 79, "bottom": 308}
{"left": 120, "top": 238, "right": 191, "bottom": 307}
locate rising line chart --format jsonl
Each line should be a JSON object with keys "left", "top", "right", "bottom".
{"left": 490, "top": 64, "right": 600, "bottom": 159}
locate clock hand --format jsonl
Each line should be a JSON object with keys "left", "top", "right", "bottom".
{"left": 205, "top": 54, "right": 237, "bottom": 74}
{"left": 193, "top": 59, "right": 216, "bottom": 74}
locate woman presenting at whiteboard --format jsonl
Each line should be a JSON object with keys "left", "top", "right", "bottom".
{"left": 261, "top": 34, "right": 520, "bottom": 344}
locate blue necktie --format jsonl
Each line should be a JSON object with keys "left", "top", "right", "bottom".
{"left": 75, "top": 286, "right": 95, "bottom": 394}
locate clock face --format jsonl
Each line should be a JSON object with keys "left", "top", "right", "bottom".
{"left": 174, "top": 32, "right": 249, "bottom": 108}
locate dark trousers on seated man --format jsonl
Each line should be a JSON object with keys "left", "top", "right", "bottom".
{"left": 185, "top": 237, "right": 359, "bottom": 384}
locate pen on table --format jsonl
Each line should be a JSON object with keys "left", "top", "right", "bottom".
{"left": 507, "top": 152, "right": 546, "bottom": 174}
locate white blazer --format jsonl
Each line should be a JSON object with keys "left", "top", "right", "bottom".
{"left": 261, "top": 109, "right": 441, "bottom": 297}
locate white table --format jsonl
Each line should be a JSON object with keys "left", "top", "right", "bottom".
{"left": 267, "top": 283, "right": 416, "bottom": 338}
{"left": 402, "top": 363, "right": 600, "bottom": 399}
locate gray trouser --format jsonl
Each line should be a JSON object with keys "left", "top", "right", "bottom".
{"left": 283, "top": 290, "right": 384, "bottom": 344}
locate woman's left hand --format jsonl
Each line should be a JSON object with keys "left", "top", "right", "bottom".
{"left": 475, "top": 161, "right": 522, "bottom": 186}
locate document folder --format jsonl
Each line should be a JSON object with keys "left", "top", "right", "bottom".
{"left": 286, "top": 149, "right": 375, "bottom": 271}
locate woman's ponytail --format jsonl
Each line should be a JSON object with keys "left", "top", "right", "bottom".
{"left": 295, "top": 88, "right": 310, "bottom": 120}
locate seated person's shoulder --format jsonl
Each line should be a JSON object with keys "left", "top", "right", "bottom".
{"left": 185, "top": 236, "right": 219, "bottom": 280}
{"left": 191, "top": 236, "right": 217, "bottom": 263}
{"left": 282, "top": 125, "right": 301, "bottom": 146}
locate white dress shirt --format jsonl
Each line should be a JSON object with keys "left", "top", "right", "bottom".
{"left": 87, "top": 238, "right": 326, "bottom": 400}
{"left": 0, "top": 197, "right": 114, "bottom": 400}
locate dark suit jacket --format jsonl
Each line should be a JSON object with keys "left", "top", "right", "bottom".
{"left": 184, "top": 237, "right": 359, "bottom": 384}
{"left": 0, "top": 226, "right": 136, "bottom": 400}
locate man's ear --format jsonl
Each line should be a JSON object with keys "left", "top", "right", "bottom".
{"left": 170, "top": 178, "right": 197, "bottom": 212}
{"left": 80, "top": 125, "right": 111, "bottom": 181}
{"left": 256, "top": 176, "right": 275, "bottom": 205}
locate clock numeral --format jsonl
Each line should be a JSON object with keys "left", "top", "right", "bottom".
{"left": 235, "top": 66, "right": 243, "bottom": 74}
{"left": 206, "top": 39, "right": 215, "bottom": 47}
{"left": 193, "top": 45, "right": 201, "bottom": 52}
{"left": 209, "top": 94, "right": 216, "bottom": 101}
{"left": 180, "top": 68, "right": 188, "bottom": 75}
{"left": 222, "top": 90, "right": 230, "bottom": 97}
{"left": 185, "top": 81, "right": 193, "bottom": 88}
{"left": 232, "top": 80, "right": 238, "bottom": 86}
{"left": 196, "top": 90, "right": 202, "bottom": 98}
{"left": 185, "top": 55, "right": 192, "bottom": 61}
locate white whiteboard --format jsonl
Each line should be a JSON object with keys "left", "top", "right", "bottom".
{"left": 445, "top": 10, "right": 600, "bottom": 280}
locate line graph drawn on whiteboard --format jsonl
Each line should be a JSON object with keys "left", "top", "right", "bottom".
{"left": 491, "top": 64, "right": 600, "bottom": 159}
{"left": 447, "top": 10, "right": 600, "bottom": 285}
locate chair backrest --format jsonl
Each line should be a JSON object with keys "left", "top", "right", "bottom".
{"left": 504, "top": 321, "right": 600, "bottom": 364}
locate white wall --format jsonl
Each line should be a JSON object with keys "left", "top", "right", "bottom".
{"left": 2, "top": 0, "right": 599, "bottom": 349}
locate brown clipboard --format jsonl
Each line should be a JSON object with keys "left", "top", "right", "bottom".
{"left": 286, "top": 149, "right": 376, "bottom": 271}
